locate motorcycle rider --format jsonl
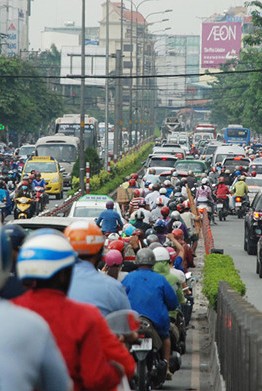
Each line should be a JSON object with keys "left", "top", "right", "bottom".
{"left": 231, "top": 175, "right": 249, "bottom": 207}
{"left": 96, "top": 200, "right": 124, "bottom": 234}
{"left": 33, "top": 171, "right": 49, "bottom": 208}
{"left": 66, "top": 221, "right": 131, "bottom": 316}
{"left": 122, "top": 248, "right": 179, "bottom": 380}
{"left": 214, "top": 176, "right": 230, "bottom": 210}
{"left": 195, "top": 178, "right": 216, "bottom": 223}
{"left": 0, "top": 228, "right": 72, "bottom": 391}
{"left": 14, "top": 228, "right": 133, "bottom": 391}
{"left": 128, "top": 188, "right": 144, "bottom": 215}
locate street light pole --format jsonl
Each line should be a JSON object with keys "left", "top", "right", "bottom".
{"left": 79, "top": 0, "right": 86, "bottom": 194}
{"left": 104, "top": 0, "right": 110, "bottom": 170}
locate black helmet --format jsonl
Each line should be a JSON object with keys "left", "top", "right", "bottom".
{"left": 136, "top": 248, "right": 156, "bottom": 266}
{"left": 145, "top": 228, "right": 156, "bottom": 237}
{"left": 106, "top": 200, "right": 114, "bottom": 209}
{"left": 2, "top": 225, "right": 26, "bottom": 250}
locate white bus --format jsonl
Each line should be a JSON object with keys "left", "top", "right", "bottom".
{"left": 35, "top": 134, "right": 80, "bottom": 187}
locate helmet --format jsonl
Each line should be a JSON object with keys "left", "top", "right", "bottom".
{"left": 136, "top": 248, "right": 156, "bottom": 266}
{"left": 235, "top": 170, "right": 241, "bottom": 176}
{"left": 183, "top": 200, "right": 190, "bottom": 209}
{"left": 108, "top": 232, "right": 120, "bottom": 241}
{"left": 129, "top": 179, "right": 136, "bottom": 187}
{"left": 104, "top": 249, "right": 123, "bottom": 267}
{"left": 153, "top": 247, "right": 170, "bottom": 262}
{"left": 108, "top": 239, "right": 125, "bottom": 252}
{"left": 172, "top": 221, "right": 182, "bottom": 229}
{"left": 172, "top": 228, "right": 184, "bottom": 239}
{"left": 218, "top": 176, "right": 225, "bottom": 183}
{"left": 131, "top": 173, "right": 138, "bottom": 180}
{"left": 145, "top": 228, "right": 156, "bottom": 237}
{"left": 35, "top": 171, "right": 41, "bottom": 178}
{"left": 138, "top": 199, "right": 147, "bottom": 207}
{"left": 22, "top": 180, "right": 29, "bottom": 186}
{"left": 164, "top": 180, "right": 171, "bottom": 186}
{"left": 135, "top": 210, "right": 145, "bottom": 220}
{"left": 161, "top": 206, "right": 170, "bottom": 217}
{"left": 2, "top": 224, "right": 26, "bottom": 250}
{"left": 240, "top": 175, "right": 246, "bottom": 181}
{"left": 168, "top": 202, "right": 177, "bottom": 211}
{"left": 156, "top": 197, "right": 164, "bottom": 206}
{"left": 17, "top": 229, "right": 76, "bottom": 279}
{"left": 225, "top": 169, "right": 230, "bottom": 174}
{"left": 106, "top": 200, "right": 114, "bottom": 209}
{"left": 171, "top": 210, "right": 180, "bottom": 220}
{"left": 176, "top": 203, "right": 185, "bottom": 213}
{"left": 172, "top": 171, "right": 178, "bottom": 177}
{"left": 154, "top": 219, "right": 166, "bottom": 229}
{"left": 123, "top": 223, "right": 136, "bottom": 236}
{"left": 0, "top": 228, "right": 12, "bottom": 289}
{"left": 133, "top": 189, "right": 140, "bottom": 197}
{"left": 251, "top": 171, "right": 257, "bottom": 177}
{"left": 201, "top": 178, "right": 208, "bottom": 185}
{"left": 146, "top": 234, "right": 159, "bottom": 245}
{"left": 166, "top": 246, "right": 177, "bottom": 262}
{"left": 148, "top": 242, "right": 162, "bottom": 250}
{"left": 148, "top": 183, "right": 154, "bottom": 190}
{"left": 159, "top": 187, "right": 167, "bottom": 195}
{"left": 64, "top": 221, "right": 104, "bottom": 255}
{"left": 144, "top": 181, "right": 151, "bottom": 188}
{"left": 188, "top": 170, "right": 193, "bottom": 176}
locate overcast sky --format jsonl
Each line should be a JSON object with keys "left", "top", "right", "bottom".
{"left": 29, "top": 0, "right": 246, "bottom": 49}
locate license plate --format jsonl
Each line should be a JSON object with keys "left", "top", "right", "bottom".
{"left": 235, "top": 202, "right": 242, "bottom": 206}
{"left": 131, "top": 338, "right": 152, "bottom": 351}
{"left": 217, "top": 204, "right": 223, "bottom": 208}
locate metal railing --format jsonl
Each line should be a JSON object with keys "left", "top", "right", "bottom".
{"left": 216, "top": 282, "right": 262, "bottom": 391}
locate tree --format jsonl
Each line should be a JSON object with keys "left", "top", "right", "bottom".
{"left": 244, "top": 1, "right": 262, "bottom": 46}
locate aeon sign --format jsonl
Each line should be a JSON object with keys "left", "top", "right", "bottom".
{"left": 201, "top": 22, "right": 242, "bottom": 68}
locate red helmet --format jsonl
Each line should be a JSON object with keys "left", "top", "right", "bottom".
{"left": 161, "top": 206, "right": 170, "bottom": 217}
{"left": 182, "top": 200, "right": 190, "bottom": 209}
{"left": 104, "top": 249, "right": 123, "bottom": 267}
{"left": 108, "top": 239, "right": 125, "bottom": 252}
{"left": 133, "top": 189, "right": 140, "bottom": 197}
{"left": 22, "top": 180, "right": 29, "bottom": 186}
{"left": 131, "top": 173, "right": 138, "bottom": 180}
{"left": 176, "top": 203, "right": 185, "bottom": 213}
{"left": 251, "top": 171, "right": 257, "bottom": 177}
{"left": 166, "top": 246, "right": 177, "bottom": 262}
{"left": 172, "top": 228, "right": 184, "bottom": 239}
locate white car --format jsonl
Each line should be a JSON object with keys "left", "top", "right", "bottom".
{"left": 68, "top": 194, "right": 124, "bottom": 222}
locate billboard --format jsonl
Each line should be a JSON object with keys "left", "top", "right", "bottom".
{"left": 201, "top": 22, "right": 242, "bottom": 68}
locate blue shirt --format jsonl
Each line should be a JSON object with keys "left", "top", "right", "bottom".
{"left": 0, "top": 300, "right": 71, "bottom": 391}
{"left": 96, "top": 209, "right": 123, "bottom": 233}
{"left": 68, "top": 260, "right": 131, "bottom": 316}
{"left": 0, "top": 189, "right": 6, "bottom": 202}
{"left": 122, "top": 269, "right": 178, "bottom": 336}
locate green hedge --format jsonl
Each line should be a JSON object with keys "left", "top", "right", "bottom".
{"left": 69, "top": 142, "right": 153, "bottom": 195}
{"left": 202, "top": 254, "right": 246, "bottom": 310}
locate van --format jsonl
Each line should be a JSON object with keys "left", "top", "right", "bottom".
{"left": 211, "top": 145, "right": 246, "bottom": 166}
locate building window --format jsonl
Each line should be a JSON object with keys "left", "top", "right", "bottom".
{"left": 168, "top": 99, "right": 173, "bottom": 106}
{"left": 124, "top": 44, "right": 133, "bottom": 52}
{"left": 123, "top": 61, "right": 133, "bottom": 69}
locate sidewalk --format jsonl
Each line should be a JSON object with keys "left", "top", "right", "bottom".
{"left": 162, "top": 239, "right": 214, "bottom": 390}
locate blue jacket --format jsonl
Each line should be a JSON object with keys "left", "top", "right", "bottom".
{"left": 122, "top": 269, "right": 178, "bottom": 336}
{"left": 68, "top": 259, "right": 131, "bottom": 316}
{"left": 96, "top": 209, "right": 123, "bottom": 233}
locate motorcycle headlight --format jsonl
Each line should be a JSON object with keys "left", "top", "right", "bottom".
{"left": 51, "top": 176, "right": 59, "bottom": 183}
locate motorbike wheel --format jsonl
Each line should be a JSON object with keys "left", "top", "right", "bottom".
{"left": 237, "top": 209, "right": 242, "bottom": 219}
{"left": 35, "top": 201, "right": 40, "bottom": 216}
{"left": 136, "top": 360, "right": 148, "bottom": 391}
{"left": 218, "top": 210, "right": 223, "bottom": 221}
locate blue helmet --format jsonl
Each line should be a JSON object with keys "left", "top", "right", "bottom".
{"left": 17, "top": 229, "right": 76, "bottom": 280}
{"left": 0, "top": 228, "right": 12, "bottom": 289}
{"left": 2, "top": 224, "right": 26, "bottom": 250}
{"left": 235, "top": 170, "right": 241, "bottom": 176}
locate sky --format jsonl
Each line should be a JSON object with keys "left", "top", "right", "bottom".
{"left": 29, "top": 0, "right": 246, "bottom": 49}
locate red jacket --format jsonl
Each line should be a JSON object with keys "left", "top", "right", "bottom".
{"left": 13, "top": 289, "right": 135, "bottom": 391}
{"left": 215, "top": 183, "right": 230, "bottom": 200}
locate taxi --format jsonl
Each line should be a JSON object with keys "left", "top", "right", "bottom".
{"left": 23, "top": 156, "right": 64, "bottom": 199}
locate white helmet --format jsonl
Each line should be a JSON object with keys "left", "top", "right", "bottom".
{"left": 201, "top": 178, "right": 208, "bottom": 185}
{"left": 159, "top": 187, "right": 167, "bottom": 195}
{"left": 171, "top": 211, "right": 180, "bottom": 220}
{"left": 164, "top": 180, "right": 171, "bottom": 186}
{"left": 153, "top": 247, "right": 170, "bottom": 262}
{"left": 17, "top": 229, "right": 76, "bottom": 280}
{"left": 108, "top": 233, "right": 120, "bottom": 241}
{"left": 156, "top": 197, "right": 164, "bottom": 206}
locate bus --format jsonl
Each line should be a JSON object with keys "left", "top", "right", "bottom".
{"left": 35, "top": 134, "right": 80, "bottom": 187}
{"left": 194, "top": 123, "right": 217, "bottom": 139}
{"left": 55, "top": 114, "right": 98, "bottom": 150}
{"left": 223, "top": 125, "right": 251, "bottom": 146}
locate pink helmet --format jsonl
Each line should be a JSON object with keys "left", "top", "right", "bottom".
{"left": 104, "top": 249, "right": 123, "bottom": 267}
{"left": 166, "top": 246, "right": 177, "bottom": 262}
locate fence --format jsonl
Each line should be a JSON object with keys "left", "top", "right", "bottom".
{"left": 201, "top": 209, "right": 214, "bottom": 254}
{"left": 216, "top": 282, "right": 262, "bottom": 391}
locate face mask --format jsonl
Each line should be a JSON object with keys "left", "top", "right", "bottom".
{"left": 22, "top": 186, "right": 28, "bottom": 190}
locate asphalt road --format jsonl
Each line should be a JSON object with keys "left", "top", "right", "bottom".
{"left": 211, "top": 214, "right": 262, "bottom": 312}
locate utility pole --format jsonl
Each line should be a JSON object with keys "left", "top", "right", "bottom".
{"left": 128, "top": 1, "right": 133, "bottom": 147}
{"left": 113, "top": 50, "right": 122, "bottom": 158}
{"left": 79, "top": 0, "right": 86, "bottom": 194}
{"left": 104, "top": 0, "right": 109, "bottom": 170}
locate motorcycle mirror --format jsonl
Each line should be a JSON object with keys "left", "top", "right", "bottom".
{"left": 106, "top": 310, "right": 140, "bottom": 335}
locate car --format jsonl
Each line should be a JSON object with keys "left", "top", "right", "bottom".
{"left": 221, "top": 156, "right": 251, "bottom": 173}
{"left": 22, "top": 156, "right": 64, "bottom": 199}
{"left": 67, "top": 194, "right": 125, "bottom": 223}
{"left": 244, "top": 190, "right": 262, "bottom": 255}
{"left": 8, "top": 216, "right": 86, "bottom": 233}
{"left": 249, "top": 161, "right": 262, "bottom": 175}
{"left": 17, "top": 144, "right": 36, "bottom": 159}
{"left": 200, "top": 141, "right": 224, "bottom": 161}
{"left": 152, "top": 146, "right": 185, "bottom": 158}
{"left": 174, "top": 159, "right": 208, "bottom": 180}
{"left": 211, "top": 145, "right": 246, "bottom": 167}
{"left": 146, "top": 154, "right": 179, "bottom": 169}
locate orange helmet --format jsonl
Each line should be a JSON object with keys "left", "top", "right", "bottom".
{"left": 172, "top": 228, "right": 184, "bottom": 239}
{"left": 64, "top": 221, "right": 104, "bottom": 255}
{"left": 108, "top": 239, "right": 125, "bottom": 252}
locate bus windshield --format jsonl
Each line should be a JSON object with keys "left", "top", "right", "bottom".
{"left": 226, "top": 128, "right": 248, "bottom": 138}
{"left": 36, "top": 145, "right": 77, "bottom": 163}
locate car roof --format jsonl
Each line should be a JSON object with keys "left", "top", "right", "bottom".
{"left": 151, "top": 154, "right": 178, "bottom": 159}
{"left": 8, "top": 217, "right": 87, "bottom": 231}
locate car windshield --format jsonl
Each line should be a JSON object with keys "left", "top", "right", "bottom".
{"left": 223, "top": 159, "right": 249, "bottom": 168}
{"left": 149, "top": 158, "right": 177, "bottom": 167}
{"left": 36, "top": 144, "right": 77, "bottom": 163}
{"left": 19, "top": 146, "right": 35, "bottom": 156}
{"left": 249, "top": 165, "right": 262, "bottom": 174}
{"left": 205, "top": 146, "right": 218, "bottom": 155}
{"left": 73, "top": 207, "right": 104, "bottom": 218}
{"left": 175, "top": 162, "right": 205, "bottom": 172}
{"left": 24, "top": 162, "right": 57, "bottom": 173}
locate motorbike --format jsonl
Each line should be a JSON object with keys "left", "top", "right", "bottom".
{"left": 216, "top": 198, "right": 228, "bottom": 221}
{"left": 14, "top": 196, "right": 33, "bottom": 219}
{"left": 34, "top": 186, "right": 45, "bottom": 215}
{"left": 197, "top": 200, "right": 214, "bottom": 222}
{"left": 234, "top": 196, "right": 249, "bottom": 219}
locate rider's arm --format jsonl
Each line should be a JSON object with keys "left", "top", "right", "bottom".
{"left": 116, "top": 212, "right": 124, "bottom": 228}
{"left": 162, "top": 277, "right": 179, "bottom": 311}
{"left": 96, "top": 212, "right": 104, "bottom": 227}
{"left": 166, "top": 234, "right": 185, "bottom": 260}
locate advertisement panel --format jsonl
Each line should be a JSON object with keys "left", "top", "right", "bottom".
{"left": 201, "top": 22, "right": 242, "bottom": 68}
